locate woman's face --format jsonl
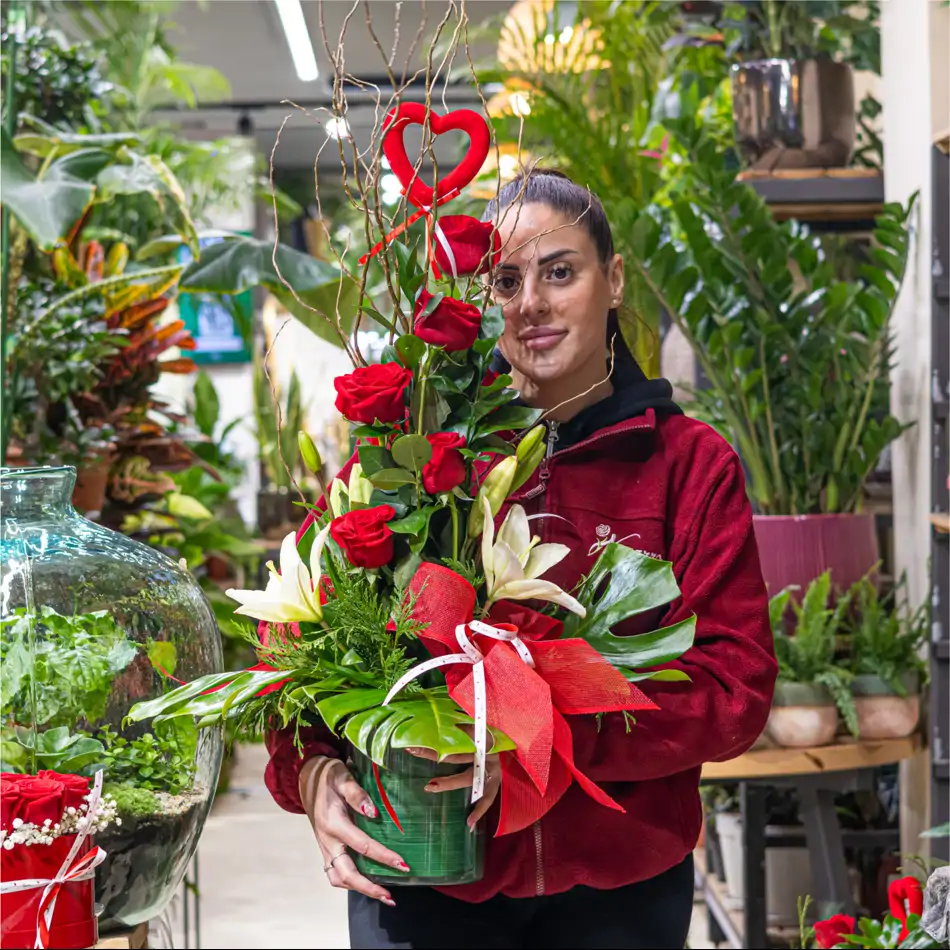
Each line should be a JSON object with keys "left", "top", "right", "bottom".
{"left": 490, "top": 202, "right": 624, "bottom": 387}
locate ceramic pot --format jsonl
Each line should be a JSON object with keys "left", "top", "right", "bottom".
{"left": 852, "top": 673, "right": 921, "bottom": 740}
{"left": 767, "top": 681, "right": 838, "bottom": 748}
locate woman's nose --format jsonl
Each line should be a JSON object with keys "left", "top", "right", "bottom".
{"left": 519, "top": 275, "right": 548, "bottom": 318}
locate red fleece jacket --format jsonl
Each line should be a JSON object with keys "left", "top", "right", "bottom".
{"left": 263, "top": 411, "right": 777, "bottom": 900}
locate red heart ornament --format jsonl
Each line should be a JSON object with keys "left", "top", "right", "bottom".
{"left": 383, "top": 103, "right": 490, "bottom": 209}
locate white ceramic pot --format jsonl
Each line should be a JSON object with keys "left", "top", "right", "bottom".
{"left": 852, "top": 674, "right": 920, "bottom": 740}
{"left": 766, "top": 682, "right": 839, "bottom": 748}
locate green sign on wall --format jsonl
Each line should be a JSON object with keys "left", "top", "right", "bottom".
{"left": 178, "top": 234, "right": 253, "bottom": 365}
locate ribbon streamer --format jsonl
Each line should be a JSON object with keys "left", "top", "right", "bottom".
{"left": 0, "top": 770, "right": 107, "bottom": 949}
{"left": 383, "top": 621, "right": 531, "bottom": 805}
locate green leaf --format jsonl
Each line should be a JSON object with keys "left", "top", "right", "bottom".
{"left": 596, "top": 617, "right": 697, "bottom": 672}
{"left": 147, "top": 641, "right": 178, "bottom": 677}
{"left": 357, "top": 445, "right": 395, "bottom": 476}
{"left": 475, "top": 405, "right": 544, "bottom": 437}
{"left": 317, "top": 689, "right": 389, "bottom": 733}
{"left": 391, "top": 434, "right": 433, "bottom": 472}
{"left": 344, "top": 689, "right": 514, "bottom": 765}
{"left": 396, "top": 334, "right": 427, "bottom": 368}
{"left": 192, "top": 371, "right": 220, "bottom": 436}
{"left": 389, "top": 507, "right": 437, "bottom": 536}
{"left": 369, "top": 468, "right": 416, "bottom": 489}
{"left": 479, "top": 305, "right": 505, "bottom": 341}
{"left": 562, "top": 544, "right": 684, "bottom": 645}
{"left": 179, "top": 236, "right": 359, "bottom": 348}
{"left": 1, "top": 127, "right": 95, "bottom": 251}
{"left": 631, "top": 213, "right": 661, "bottom": 260}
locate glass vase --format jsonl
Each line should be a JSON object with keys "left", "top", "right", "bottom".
{"left": 0, "top": 466, "right": 223, "bottom": 931}
{"left": 350, "top": 747, "right": 483, "bottom": 886}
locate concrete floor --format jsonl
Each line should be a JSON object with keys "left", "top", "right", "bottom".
{"left": 166, "top": 744, "right": 714, "bottom": 949}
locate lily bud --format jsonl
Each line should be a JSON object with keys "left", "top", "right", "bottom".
{"left": 511, "top": 440, "right": 546, "bottom": 493}
{"left": 468, "top": 455, "right": 517, "bottom": 538}
{"left": 298, "top": 431, "right": 323, "bottom": 475}
{"left": 328, "top": 478, "right": 347, "bottom": 518}
{"left": 516, "top": 425, "right": 545, "bottom": 465}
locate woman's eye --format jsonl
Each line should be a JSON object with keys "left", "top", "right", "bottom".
{"left": 492, "top": 274, "right": 519, "bottom": 296}
{"left": 547, "top": 263, "right": 572, "bottom": 281}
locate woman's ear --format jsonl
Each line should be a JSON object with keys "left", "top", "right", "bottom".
{"left": 607, "top": 252, "right": 625, "bottom": 307}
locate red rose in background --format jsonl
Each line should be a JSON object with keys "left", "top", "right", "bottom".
{"left": 331, "top": 505, "right": 397, "bottom": 569}
{"left": 16, "top": 777, "right": 66, "bottom": 826}
{"left": 813, "top": 914, "right": 855, "bottom": 949}
{"left": 334, "top": 363, "right": 413, "bottom": 425}
{"left": 1, "top": 774, "right": 22, "bottom": 830}
{"left": 434, "top": 215, "right": 498, "bottom": 276}
{"left": 37, "top": 771, "right": 89, "bottom": 811}
{"left": 481, "top": 369, "right": 501, "bottom": 388}
{"left": 423, "top": 433, "right": 467, "bottom": 494}
{"left": 889, "top": 876, "right": 924, "bottom": 941}
{"left": 414, "top": 290, "right": 482, "bottom": 352}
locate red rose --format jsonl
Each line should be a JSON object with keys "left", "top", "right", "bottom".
{"left": 434, "top": 215, "right": 498, "bottom": 276}
{"left": 334, "top": 363, "right": 413, "bottom": 425}
{"left": 36, "top": 771, "right": 90, "bottom": 811}
{"left": 481, "top": 369, "right": 501, "bottom": 388}
{"left": 414, "top": 290, "right": 482, "bottom": 352}
{"left": 423, "top": 433, "right": 467, "bottom": 494}
{"left": 16, "top": 777, "right": 66, "bottom": 826}
{"left": 331, "top": 505, "right": 396, "bottom": 569}
{"left": 813, "top": 914, "right": 854, "bottom": 948}
{"left": 889, "top": 876, "right": 924, "bottom": 941}
{"left": 1, "top": 774, "right": 22, "bottom": 831}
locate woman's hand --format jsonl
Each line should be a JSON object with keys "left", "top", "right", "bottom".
{"left": 298, "top": 756, "right": 409, "bottom": 905}
{"left": 406, "top": 747, "right": 501, "bottom": 828}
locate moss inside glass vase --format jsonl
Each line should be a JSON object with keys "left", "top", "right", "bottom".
{"left": 350, "top": 747, "right": 484, "bottom": 887}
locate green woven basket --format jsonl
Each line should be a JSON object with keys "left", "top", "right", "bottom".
{"left": 350, "top": 747, "right": 484, "bottom": 886}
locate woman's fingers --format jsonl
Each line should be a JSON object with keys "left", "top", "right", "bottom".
{"left": 331, "top": 811, "right": 410, "bottom": 873}
{"left": 405, "top": 746, "right": 474, "bottom": 765}
{"left": 329, "top": 761, "right": 378, "bottom": 819}
{"left": 425, "top": 766, "right": 474, "bottom": 793}
{"left": 324, "top": 850, "right": 397, "bottom": 906}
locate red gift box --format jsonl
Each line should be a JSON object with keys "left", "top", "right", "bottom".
{"left": 0, "top": 835, "right": 98, "bottom": 949}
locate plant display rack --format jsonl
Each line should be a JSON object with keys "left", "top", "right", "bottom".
{"left": 931, "top": 135, "right": 950, "bottom": 864}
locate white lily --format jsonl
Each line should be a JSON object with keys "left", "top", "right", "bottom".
{"left": 481, "top": 499, "right": 586, "bottom": 616}
{"left": 227, "top": 525, "right": 331, "bottom": 624}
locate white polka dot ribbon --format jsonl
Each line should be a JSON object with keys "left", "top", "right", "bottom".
{"left": 382, "top": 620, "right": 534, "bottom": 803}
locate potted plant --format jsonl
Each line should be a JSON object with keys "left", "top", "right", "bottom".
{"left": 847, "top": 573, "right": 928, "bottom": 741}
{"left": 768, "top": 572, "right": 856, "bottom": 747}
{"left": 629, "top": 113, "right": 914, "bottom": 596}
{"left": 722, "top": 0, "right": 881, "bottom": 170}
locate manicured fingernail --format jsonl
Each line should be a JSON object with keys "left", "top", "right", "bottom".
{"left": 362, "top": 802, "right": 377, "bottom": 818}
{"left": 381, "top": 897, "right": 396, "bottom": 907}
{"left": 406, "top": 747, "right": 422, "bottom": 755}
{"left": 467, "top": 819, "right": 477, "bottom": 833}
{"left": 396, "top": 861, "right": 410, "bottom": 872}
{"left": 424, "top": 782, "right": 438, "bottom": 792}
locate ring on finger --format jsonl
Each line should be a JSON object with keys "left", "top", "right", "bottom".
{"left": 323, "top": 849, "right": 347, "bottom": 873}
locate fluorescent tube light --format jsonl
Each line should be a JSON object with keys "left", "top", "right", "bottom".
{"left": 274, "top": 0, "right": 319, "bottom": 82}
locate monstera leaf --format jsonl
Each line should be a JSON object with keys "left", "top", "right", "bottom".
{"left": 563, "top": 542, "right": 696, "bottom": 680}
{"left": 336, "top": 688, "right": 514, "bottom": 766}
{"left": 179, "top": 236, "right": 360, "bottom": 347}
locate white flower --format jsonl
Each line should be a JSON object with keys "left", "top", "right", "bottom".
{"left": 227, "top": 526, "right": 332, "bottom": 624}
{"left": 481, "top": 500, "right": 586, "bottom": 616}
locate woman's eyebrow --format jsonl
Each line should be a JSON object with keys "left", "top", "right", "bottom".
{"left": 496, "top": 248, "right": 579, "bottom": 271}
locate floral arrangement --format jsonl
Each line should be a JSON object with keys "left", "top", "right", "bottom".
{"left": 127, "top": 105, "right": 696, "bottom": 875}
{"left": 0, "top": 770, "right": 118, "bottom": 849}
{"left": 0, "top": 770, "right": 115, "bottom": 949}
{"left": 809, "top": 874, "right": 948, "bottom": 949}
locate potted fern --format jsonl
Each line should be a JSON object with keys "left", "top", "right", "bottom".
{"left": 847, "top": 573, "right": 928, "bottom": 740}
{"left": 768, "top": 572, "right": 856, "bottom": 748}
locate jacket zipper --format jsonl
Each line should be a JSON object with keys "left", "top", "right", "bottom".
{"left": 523, "top": 421, "right": 559, "bottom": 502}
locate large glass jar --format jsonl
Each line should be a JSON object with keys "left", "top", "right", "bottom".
{"left": 0, "top": 467, "right": 223, "bottom": 930}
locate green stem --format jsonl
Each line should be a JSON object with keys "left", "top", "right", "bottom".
{"left": 448, "top": 493, "right": 459, "bottom": 562}
{"left": 415, "top": 351, "right": 430, "bottom": 436}
{"left": 0, "top": 5, "right": 22, "bottom": 466}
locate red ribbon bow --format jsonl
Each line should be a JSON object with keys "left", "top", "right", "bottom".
{"left": 408, "top": 563, "right": 657, "bottom": 835}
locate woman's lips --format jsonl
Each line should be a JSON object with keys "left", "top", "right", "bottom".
{"left": 519, "top": 328, "right": 567, "bottom": 351}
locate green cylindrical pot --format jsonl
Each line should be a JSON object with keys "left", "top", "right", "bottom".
{"left": 350, "top": 747, "right": 484, "bottom": 886}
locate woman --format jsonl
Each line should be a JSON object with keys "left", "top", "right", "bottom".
{"left": 265, "top": 171, "right": 778, "bottom": 949}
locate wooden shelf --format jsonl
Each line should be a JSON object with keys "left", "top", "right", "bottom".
{"left": 701, "top": 734, "right": 921, "bottom": 781}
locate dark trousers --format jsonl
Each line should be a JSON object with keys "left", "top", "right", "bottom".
{"left": 348, "top": 855, "right": 694, "bottom": 949}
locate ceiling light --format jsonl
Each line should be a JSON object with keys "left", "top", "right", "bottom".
{"left": 274, "top": 0, "right": 319, "bottom": 82}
